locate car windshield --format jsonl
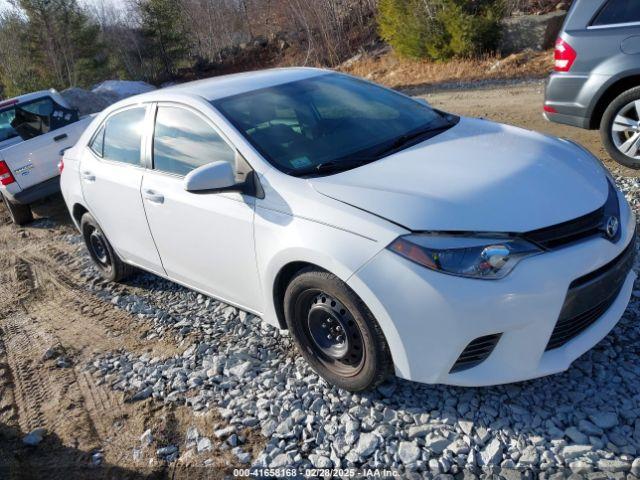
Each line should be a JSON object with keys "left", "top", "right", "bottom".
{"left": 213, "top": 74, "right": 455, "bottom": 176}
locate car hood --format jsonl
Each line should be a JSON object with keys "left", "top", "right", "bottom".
{"left": 309, "top": 117, "right": 609, "bottom": 232}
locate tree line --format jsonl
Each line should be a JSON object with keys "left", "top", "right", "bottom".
{"left": 0, "top": 0, "right": 378, "bottom": 97}
{"left": 0, "top": 0, "right": 545, "bottom": 98}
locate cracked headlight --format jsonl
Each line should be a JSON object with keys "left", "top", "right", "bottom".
{"left": 388, "top": 234, "right": 542, "bottom": 279}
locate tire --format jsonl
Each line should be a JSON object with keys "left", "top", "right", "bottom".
{"left": 0, "top": 192, "right": 33, "bottom": 225}
{"left": 600, "top": 86, "right": 640, "bottom": 169}
{"left": 283, "top": 267, "right": 392, "bottom": 391}
{"left": 80, "top": 212, "right": 134, "bottom": 282}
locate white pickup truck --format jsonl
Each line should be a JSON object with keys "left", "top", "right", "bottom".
{"left": 0, "top": 89, "right": 92, "bottom": 225}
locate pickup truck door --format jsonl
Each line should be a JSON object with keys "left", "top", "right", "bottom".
{"left": 5, "top": 116, "right": 93, "bottom": 190}
{"left": 140, "top": 104, "right": 262, "bottom": 311}
{"left": 80, "top": 105, "right": 165, "bottom": 275}
{"left": 0, "top": 96, "right": 91, "bottom": 190}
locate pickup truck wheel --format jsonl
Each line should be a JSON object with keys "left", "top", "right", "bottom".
{"left": 80, "top": 213, "right": 134, "bottom": 282}
{"left": 0, "top": 193, "right": 33, "bottom": 225}
{"left": 283, "top": 268, "right": 393, "bottom": 392}
{"left": 601, "top": 86, "right": 640, "bottom": 169}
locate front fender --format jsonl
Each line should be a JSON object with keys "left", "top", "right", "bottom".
{"left": 254, "top": 204, "right": 392, "bottom": 329}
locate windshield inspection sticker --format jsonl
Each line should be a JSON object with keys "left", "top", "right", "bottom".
{"left": 290, "top": 156, "right": 312, "bottom": 168}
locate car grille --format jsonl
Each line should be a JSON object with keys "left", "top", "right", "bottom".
{"left": 546, "top": 234, "right": 636, "bottom": 351}
{"left": 450, "top": 333, "right": 502, "bottom": 373}
{"left": 525, "top": 206, "right": 605, "bottom": 250}
{"left": 524, "top": 180, "right": 620, "bottom": 250}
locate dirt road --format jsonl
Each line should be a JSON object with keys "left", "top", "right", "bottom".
{"left": 422, "top": 80, "right": 638, "bottom": 178}
{"left": 0, "top": 202, "right": 241, "bottom": 478}
{"left": 0, "top": 81, "right": 637, "bottom": 479}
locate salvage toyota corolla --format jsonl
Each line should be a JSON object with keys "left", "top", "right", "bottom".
{"left": 60, "top": 68, "right": 636, "bottom": 391}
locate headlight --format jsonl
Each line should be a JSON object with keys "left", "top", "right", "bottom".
{"left": 388, "top": 235, "right": 541, "bottom": 279}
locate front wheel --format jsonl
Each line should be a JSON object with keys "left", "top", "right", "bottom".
{"left": 80, "top": 212, "right": 134, "bottom": 282}
{"left": 284, "top": 268, "right": 392, "bottom": 391}
{"left": 601, "top": 86, "right": 640, "bottom": 169}
{"left": 0, "top": 193, "right": 33, "bottom": 225}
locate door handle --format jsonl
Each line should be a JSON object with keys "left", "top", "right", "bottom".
{"left": 81, "top": 171, "right": 95, "bottom": 182}
{"left": 54, "top": 133, "right": 68, "bottom": 142}
{"left": 143, "top": 189, "right": 164, "bottom": 204}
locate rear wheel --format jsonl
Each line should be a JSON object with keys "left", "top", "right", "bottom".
{"left": 601, "top": 86, "right": 640, "bottom": 169}
{"left": 284, "top": 268, "right": 392, "bottom": 391}
{"left": 81, "top": 212, "right": 134, "bottom": 282}
{"left": 0, "top": 193, "right": 33, "bottom": 225}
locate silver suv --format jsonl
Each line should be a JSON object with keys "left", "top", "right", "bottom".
{"left": 544, "top": 0, "right": 640, "bottom": 168}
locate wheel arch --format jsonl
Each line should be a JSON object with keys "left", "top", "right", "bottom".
{"left": 71, "top": 203, "right": 89, "bottom": 228}
{"left": 272, "top": 261, "right": 326, "bottom": 330}
{"left": 589, "top": 74, "right": 640, "bottom": 130}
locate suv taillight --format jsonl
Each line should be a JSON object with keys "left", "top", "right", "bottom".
{"left": 0, "top": 161, "right": 15, "bottom": 186}
{"left": 554, "top": 38, "right": 576, "bottom": 72}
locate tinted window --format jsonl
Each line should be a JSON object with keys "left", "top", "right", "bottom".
{"left": 90, "top": 125, "right": 105, "bottom": 156}
{"left": 103, "top": 108, "right": 146, "bottom": 165}
{"left": 0, "top": 97, "right": 77, "bottom": 142}
{"left": 593, "top": 0, "right": 640, "bottom": 25}
{"left": 214, "top": 74, "right": 451, "bottom": 176}
{"left": 153, "top": 106, "right": 235, "bottom": 176}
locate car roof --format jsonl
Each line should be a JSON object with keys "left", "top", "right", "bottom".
{"left": 0, "top": 89, "right": 62, "bottom": 109}
{"left": 136, "top": 67, "right": 331, "bottom": 104}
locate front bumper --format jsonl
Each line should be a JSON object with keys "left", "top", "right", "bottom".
{"left": 347, "top": 192, "right": 636, "bottom": 386}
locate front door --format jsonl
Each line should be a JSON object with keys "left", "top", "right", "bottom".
{"left": 141, "top": 104, "right": 262, "bottom": 311}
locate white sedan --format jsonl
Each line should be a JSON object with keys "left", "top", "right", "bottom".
{"left": 60, "top": 68, "right": 636, "bottom": 391}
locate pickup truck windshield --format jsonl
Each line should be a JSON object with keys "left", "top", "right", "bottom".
{"left": 0, "top": 97, "right": 78, "bottom": 143}
{"left": 213, "top": 74, "right": 456, "bottom": 176}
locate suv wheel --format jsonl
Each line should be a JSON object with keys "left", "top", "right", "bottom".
{"left": 601, "top": 86, "right": 640, "bottom": 169}
{"left": 0, "top": 193, "right": 33, "bottom": 225}
{"left": 283, "top": 267, "right": 392, "bottom": 391}
{"left": 81, "top": 212, "right": 134, "bottom": 282}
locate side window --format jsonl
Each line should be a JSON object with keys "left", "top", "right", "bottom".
{"left": 153, "top": 106, "right": 235, "bottom": 176}
{"left": 103, "top": 107, "right": 146, "bottom": 165}
{"left": 89, "top": 125, "right": 105, "bottom": 157}
{"left": 593, "top": 0, "right": 640, "bottom": 26}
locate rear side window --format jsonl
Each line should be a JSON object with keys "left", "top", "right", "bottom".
{"left": 153, "top": 106, "right": 235, "bottom": 176}
{"left": 102, "top": 107, "right": 146, "bottom": 165}
{"left": 593, "top": 0, "right": 640, "bottom": 26}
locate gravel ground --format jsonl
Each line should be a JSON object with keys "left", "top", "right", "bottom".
{"left": 74, "top": 176, "right": 640, "bottom": 479}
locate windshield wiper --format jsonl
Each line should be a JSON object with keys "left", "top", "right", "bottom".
{"left": 291, "top": 157, "right": 374, "bottom": 177}
{"left": 372, "top": 123, "right": 453, "bottom": 159}
{"left": 291, "top": 117, "right": 458, "bottom": 177}
{"left": 314, "top": 158, "right": 375, "bottom": 173}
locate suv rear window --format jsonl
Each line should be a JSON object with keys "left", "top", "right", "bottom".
{"left": 593, "top": 0, "right": 640, "bottom": 26}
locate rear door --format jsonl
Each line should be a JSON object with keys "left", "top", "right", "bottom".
{"left": 80, "top": 105, "right": 165, "bottom": 275}
{"left": 140, "top": 103, "right": 261, "bottom": 311}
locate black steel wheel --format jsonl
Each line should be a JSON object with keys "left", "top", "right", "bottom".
{"left": 284, "top": 268, "right": 392, "bottom": 391}
{"left": 80, "top": 212, "right": 134, "bottom": 282}
{"left": 297, "top": 291, "right": 365, "bottom": 378}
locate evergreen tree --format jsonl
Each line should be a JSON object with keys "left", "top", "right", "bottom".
{"left": 16, "top": 0, "right": 106, "bottom": 89}
{"left": 378, "top": 0, "right": 504, "bottom": 60}
{"left": 138, "top": 0, "right": 190, "bottom": 80}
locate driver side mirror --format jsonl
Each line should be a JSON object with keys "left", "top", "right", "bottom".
{"left": 184, "top": 161, "right": 236, "bottom": 193}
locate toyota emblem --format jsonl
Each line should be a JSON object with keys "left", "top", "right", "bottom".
{"left": 605, "top": 216, "right": 619, "bottom": 239}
